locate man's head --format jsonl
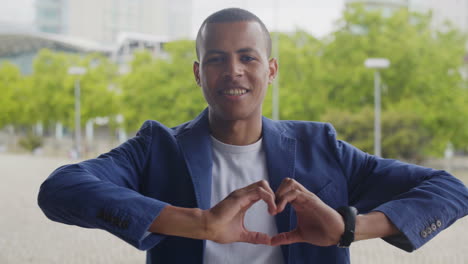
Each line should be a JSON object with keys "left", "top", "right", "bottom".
{"left": 195, "top": 8, "right": 272, "bottom": 60}
{"left": 194, "top": 8, "right": 278, "bottom": 122}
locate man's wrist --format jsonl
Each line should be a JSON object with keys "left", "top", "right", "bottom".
{"left": 149, "top": 205, "right": 208, "bottom": 240}
{"left": 336, "top": 206, "right": 358, "bottom": 248}
{"left": 355, "top": 211, "right": 400, "bottom": 242}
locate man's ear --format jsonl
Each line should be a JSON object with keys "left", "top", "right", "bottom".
{"left": 268, "top": 58, "right": 278, "bottom": 84}
{"left": 193, "top": 61, "right": 201, "bottom": 86}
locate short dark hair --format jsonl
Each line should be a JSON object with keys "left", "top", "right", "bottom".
{"left": 195, "top": 8, "right": 272, "bottom": 60}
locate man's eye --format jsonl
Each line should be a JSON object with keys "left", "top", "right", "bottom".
{"left": 241, "top": 56, "right": 255, "bottom": 62}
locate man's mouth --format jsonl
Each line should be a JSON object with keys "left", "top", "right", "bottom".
{"left": 220, "top": 88, "right": 249, "bottom": 96}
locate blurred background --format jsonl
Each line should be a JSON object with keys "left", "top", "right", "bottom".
{"left": 0, "top": 0, "right": 467, "bottom": 263}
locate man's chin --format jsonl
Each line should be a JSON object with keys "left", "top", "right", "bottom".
{"left": 209, "top": 107, "right": 258, "bottom": 122}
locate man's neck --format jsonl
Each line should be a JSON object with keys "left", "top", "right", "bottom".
{"left": 208, "top": 112, "right": 262, "bottom": 146}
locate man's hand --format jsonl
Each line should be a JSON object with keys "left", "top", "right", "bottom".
{"left": 271, "top": 178, "right": 345, "bottom": 247}
{"left": 149, "top": 180, "right": 277, "bottom": 245}
{"left": 150, "top": 178, "right": 399, "bottom": 246}
{"left": 204, "top": 180, "right": 278, "bottom": 244}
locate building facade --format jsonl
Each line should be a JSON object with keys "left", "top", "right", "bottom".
{"left": 35, "top": 0, "right": 192, "bottom": 45}
{"left": 35, "top": 0, "right": 68, "bottom": 34}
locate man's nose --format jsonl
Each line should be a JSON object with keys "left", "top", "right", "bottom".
{"left": 223, "top": 59, "right": 243, "bottom": 80}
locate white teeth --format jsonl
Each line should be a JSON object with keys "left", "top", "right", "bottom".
{"left": 222, "top": 89, "right": 248, "bottom": 96}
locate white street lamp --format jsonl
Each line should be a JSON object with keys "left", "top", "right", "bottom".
{"left": 364, "top": 58, "right": 390, "bottom": 157}
{"left": 68, "top": 66, "right": 87, "bottom": 159}
{"left": 272, "top": 0, "right": 280, "bottom": 120}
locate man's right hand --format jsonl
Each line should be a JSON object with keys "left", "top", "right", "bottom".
{"left": 149, "top": 180, "right": 277, "bottom": 245}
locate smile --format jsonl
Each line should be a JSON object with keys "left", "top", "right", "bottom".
{"left": 220, "top": 88, "right": 249, "bottom": 96}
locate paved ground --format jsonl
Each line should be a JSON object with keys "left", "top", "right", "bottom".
{"left": 0, "top": 153, "right": 466, "bottom": 264}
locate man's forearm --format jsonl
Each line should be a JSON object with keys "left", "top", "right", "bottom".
{"left": 148, "top": 205, "right": 208, "bottom": 240}
{"left": 355, "top": 211, "right": 400, "bottom": 241}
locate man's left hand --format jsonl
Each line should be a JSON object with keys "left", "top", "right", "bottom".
{"left": 271, "top": 178, "right": 345, "bottom": 247}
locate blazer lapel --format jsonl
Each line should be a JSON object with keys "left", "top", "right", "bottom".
{"left": 262, "top": 117, "right": 297, "bottom": 264}
{"left": 176, "top": 109, "right": 213, "bottom": 210}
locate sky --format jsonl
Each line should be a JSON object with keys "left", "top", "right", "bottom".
{"left": 0, "top": 0, "right": 35, "bottom": 24}
{"left": 191, "top": 0, "right": 344, "bottom": 37}
{"left": 0, "top": 0, "right": 345, "bottom": 38}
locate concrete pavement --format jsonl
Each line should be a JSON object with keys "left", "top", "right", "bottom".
{"left": 0, "top": 153, "right": 466, "bottom": 263}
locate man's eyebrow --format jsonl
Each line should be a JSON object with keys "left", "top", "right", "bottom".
{"left": 205, "top": 49, "right": 226, "bottom": 55}
{"left": 205, "top": 48, "right": 260, "bottom": 55}
{"left": 236, "top": 48, "right": 258, "bottom": 54}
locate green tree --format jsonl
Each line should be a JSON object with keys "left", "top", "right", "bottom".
{"left": 270, "top": 4, "right": 468, "bottom": 157}
{"left": 28, "top": 50, "right": 119, "bottom": 130}
{"left": 0, "top": 62, "right": 22, "bottom": 128}
{"left": 263, "top": 31, "right": 328, "bottom": 121}
{"left": 120, "top": 40, "right": 206, "bottom": 132}
{"left": 30, "top": 50, "right": 78, "bottom": 127}
{"left": 322, "top": 106, "right": 429, "bottom": 161}
{"left": 322, "top": 4, "right": 468, "bottom": 156}
{"left": 73, "top": 53, "right": 120, "bottom": 127}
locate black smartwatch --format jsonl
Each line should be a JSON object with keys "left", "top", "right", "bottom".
{"left": 336, "top": 206, "right": 358, "bottom": 248}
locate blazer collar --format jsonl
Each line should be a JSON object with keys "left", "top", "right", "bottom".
{"left": 176, "top": 108, "right": 213, "bottom": 210}
{"left": 261, "top": 117, "right": 297, "bottom": 190}
{"left": 176, "top": 110, "right": 298, "bottom": 207}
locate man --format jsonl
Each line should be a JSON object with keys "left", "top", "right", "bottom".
{"left": 38, "top": 8, "right": 467, "bottom": 264}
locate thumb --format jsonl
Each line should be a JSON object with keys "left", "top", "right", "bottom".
{"left": 241, "top": 230, "right": 271, "bottom": 245}
{"left": 270, "top": 229, "right": 302, "bottom": 246}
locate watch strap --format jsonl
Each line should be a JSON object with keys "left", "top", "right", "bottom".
{"left": 336, "top": 206, "right": 358, "bottom": 248}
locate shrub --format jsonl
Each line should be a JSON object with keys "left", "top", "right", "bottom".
{"left": 18, "top": 134, "right": 43, "bottom": 152}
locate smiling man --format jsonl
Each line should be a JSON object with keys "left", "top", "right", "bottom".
{"left": 38, "top": 8, "right": 468, "bottom": 264}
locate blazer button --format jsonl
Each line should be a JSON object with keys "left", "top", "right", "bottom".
{"left": 121, "top": 221, "right": 129, "bottom": 229}
{"left": 431, "top": 223, "right": 437, "bottom": 231}
{"left": 420, "top": 230, "right": 428, "bottom": 238}
{"left": 425, "top": 227, "right": 432, "bottom": 235}
{"left": 436, "top": 220, "right": 442, "bottom": 228}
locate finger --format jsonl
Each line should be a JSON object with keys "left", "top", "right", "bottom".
{"left": 243, "top": 186, "right": 277, "bottom": 215}
{"left": 240, "top": 179, "right": 269, "bottom": 192}
{"left": 275, "top": 178, "right": 306, "bottom": 198}
{"left": 275, "top": 178, "right": 294, "bottom": 198}
{"left": 257, "top": 179, "right": 276, "bottom": 197}
{"left": 241, "top": 230, "right": 271, "bottom": 245}
{"left": 276, "top": 189, "right": 310, "bottom": 213}
{"left": 242, "top": 180, "right": 274, "bottom": 196}
{"left": 270, "top": 229, "right": 302, "bottom": 246}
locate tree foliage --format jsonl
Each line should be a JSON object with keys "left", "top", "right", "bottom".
{"left": 0, "top": 62, "right": 23, "bottom": 128}
{"left": 1, "top": 5, "right": 467, "bottom": 159}
{"left": 119, "top": 40, "right": 206, "bottom": 131}
{"left": 267, "top": 4, "right": 468, "bottom": 158}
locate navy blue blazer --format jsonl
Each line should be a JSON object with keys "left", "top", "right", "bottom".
{"left": 38, "top": 109, "right": 468, "bottom": 264}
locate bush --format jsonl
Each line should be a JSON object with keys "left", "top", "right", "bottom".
{"left": 18, "top": 134, "right": 43, "bottom": 152}
{"left": 321, "top": 107, "right": 430, "bottom": 161}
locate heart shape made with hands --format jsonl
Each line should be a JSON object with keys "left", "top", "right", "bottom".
{"left": 216, "top": 178, "right": 345, "bottom": 247}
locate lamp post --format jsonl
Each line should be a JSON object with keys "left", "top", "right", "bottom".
{"left": 364, "top": 58, "right": 390, "bottom": 157}
{"left": 68, "top": 66, "right": 87, "bottom": 159}
{"left": 272, "top": 0, "right": 280, "bottom": 120}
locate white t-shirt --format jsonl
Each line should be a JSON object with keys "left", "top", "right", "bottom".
{"left": 203, "top": 136, "right": 284, "bottom": 264}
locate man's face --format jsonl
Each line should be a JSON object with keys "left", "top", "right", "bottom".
{"left": 194, "top": 21, "right": 277, "bottom": 121}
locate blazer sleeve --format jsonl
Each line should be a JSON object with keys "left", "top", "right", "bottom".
{"left": 38, "top": 120, "right": 169, "bottom": 250}
{"left": 325, "top": 123, "right": 468, "bottom": 252}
